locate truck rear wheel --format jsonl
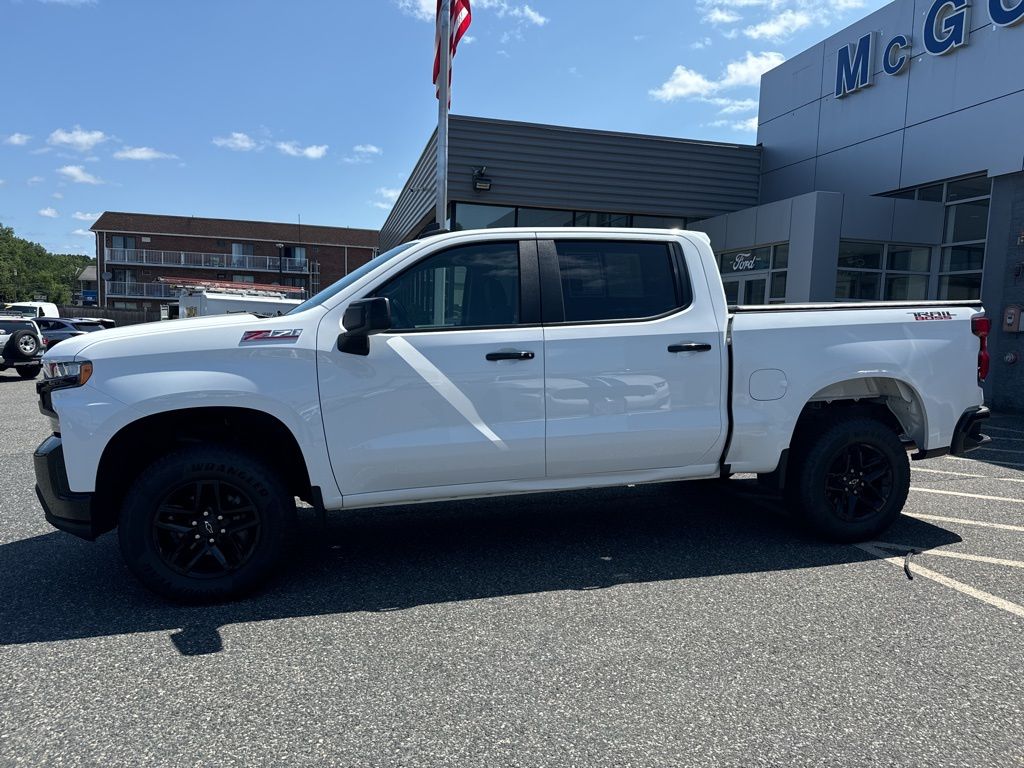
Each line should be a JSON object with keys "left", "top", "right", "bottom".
{"left": 118, "top": 446, "right": 295, "bottom": 602}
{"left": 786, "top": 415, "right": 909, "bottom": 542}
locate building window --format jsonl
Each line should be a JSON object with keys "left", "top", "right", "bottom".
{"left": 834, "top": 241, "right": 931, "bottom": 301}
{"left": 232, "top": 275, "right": 255, "bottom": 283}
{"left": 232, "top": 242, "right": 255, "bottom": 268}
{"left": 717, "top": 243, "right": 789, "bottom": 305}
{"left": 516, "top": 207, "right": 574, "bottom": 227}
{"left": 452, "top": 202, "right": 516, "bottom": 230}
{"left": 450, "top": 202, "right": 694, "bottom": 234}
{"left": 574, "top": 211, "right": 630, "bottom": 227}
{"left": 881, "top": 173, "right": 991, "bottom": 300}
{"left": 111, "top": 235, "right": 137, "bottom": 252}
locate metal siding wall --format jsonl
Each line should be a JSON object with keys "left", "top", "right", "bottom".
{"left": 445, "top": 116, "right": 761, "bottom": 219}
{"left": 380, "top": 131, "right": 438, "bottom": 251}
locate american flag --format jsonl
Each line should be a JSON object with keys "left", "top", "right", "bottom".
{"left": 433, "top": 0, "right": 472, "bottom": 98}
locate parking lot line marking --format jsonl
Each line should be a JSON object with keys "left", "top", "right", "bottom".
{"left": 984, "top": 425, "right": 1024, "bottom": 436}
{"left": 973, "top": 447, "right": 1024, "bottom": 455}
{"left": 912, "top": 467, "right": 1024, "bottom": 484}
{"left": 906, "top": 512, "right": 1024, "bottom": 532}
{"left": 985, "top": 436, "right": 1024, "bottom": 442}
{"left": 870, "top": 541, "right": 1024, "bottom": 570}
{"left": 855, "top": 543, "right": 1024, "bottom": 619}
{"left": 910, "top": 486, "right": 1024, "bottom": 503}
{"left": 944, "top": 456, "right": 1024, "bottom": 469}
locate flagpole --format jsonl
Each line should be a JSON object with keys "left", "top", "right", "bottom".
{"left": 435, "top": 0, "right": 451, "bottom": 232}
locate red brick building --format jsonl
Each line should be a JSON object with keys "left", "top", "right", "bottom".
{"left": 90, "top": 212, "right": 379, "bottom": 313}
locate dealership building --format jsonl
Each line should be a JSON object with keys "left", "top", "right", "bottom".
{"left": 383, "top": 0, "right": 1024, "bottom": 409}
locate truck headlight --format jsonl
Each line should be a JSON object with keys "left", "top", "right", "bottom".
{"left": 42, "top": 360, "right": 93, "bottom": 389}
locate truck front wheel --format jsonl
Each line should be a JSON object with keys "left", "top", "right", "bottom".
{"left": 118, "top": 446, "right": 295, "bottom": 602}
{"left": 787, "top": 415, "right": 910, "bottom": 542}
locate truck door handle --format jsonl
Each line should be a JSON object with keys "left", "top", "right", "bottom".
{"left": 668, "top": 342, "right": 712, "bottom": 353}
{"left": 486, "top": 350, "right": 535, "bottom": 361}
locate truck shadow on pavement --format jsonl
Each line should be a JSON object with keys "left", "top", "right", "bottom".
{"left": 0, "top": 479, "right": 960, "bottom": 655}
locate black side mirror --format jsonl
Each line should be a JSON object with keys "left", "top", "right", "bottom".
{"left": 337, "top": 297, "right": 392, "bottom": 355}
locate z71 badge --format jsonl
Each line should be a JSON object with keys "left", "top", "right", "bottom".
{"left": 240, "top": 329, "right": 302, "bottom": 343}
{"left": 911, "top": 311, "right": 954, "bottom": 321}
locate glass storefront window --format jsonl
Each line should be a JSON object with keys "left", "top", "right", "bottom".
{"left": 453, "top": 203, "right": 516, "bottom": 231}
{"left": 517, "top": 207, "right": 574, "bottom": 226}
{"left": 939, "top": 274, "right": 982, "bottom": 300}
{"left": 574, "top": 211, "right": 631, "bottom": 227}
{"left": 835, "top": 270, "right": 881, "bottom": 301}
{"left": 946, "top": 176, "right": 991, "bottom": 202}
{"left": 940, "top": 245, "right": 985, "bottom": 273}
{"left": 632, "top": 214, "right": 687, "bottom": 229}
{"left": 770, "top": 271, "right": 787, "bottom": 299}
{"left": 837, "top": 241, "right": 883, "bottom": 270}
{"left": 719, "top": 247, "right": 771, "bottom": 274}
{"left": 944, "top": 200, "right": 990, "bottom": 243}
{"left": 772, "top": 244, "right": 789, "bottom": 270}
{"left": 884, "top": 274, "right": 929, "bottom": 301}
{"left": 886, "top": 246, "right": 930, "bottom": 273}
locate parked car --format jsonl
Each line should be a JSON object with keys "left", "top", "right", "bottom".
{"left": 34, "top": 317, "right": 110, "bottom": 348}
{"left": 0, "top": 316, "right": 44, "bottom": 378}
{"left": 67, "top": 317, "right": 116, "bottom": 329}
{"left": 33, "top": 228, "right": 991, "bottom": 601}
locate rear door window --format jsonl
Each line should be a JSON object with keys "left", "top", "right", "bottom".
{"left": 553, "top": 240, "right": 688, "bottom": 323}
{"left": 73, "top": 322, "right": 104, "bottom": 332}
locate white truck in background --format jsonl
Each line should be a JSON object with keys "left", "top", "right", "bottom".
{"left": 34, "top": 228, "right": 991, "bottom": 602}
{"left": 177, "top": 288, "right": 302, "bottom": 318}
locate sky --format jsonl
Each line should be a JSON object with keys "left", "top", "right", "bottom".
{"left": 0, "top": 0, "right": 888, "bottom": 256}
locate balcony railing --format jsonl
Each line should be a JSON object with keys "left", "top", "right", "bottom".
{"left": 105, "top": 281, "right": 177, "bottom": 299}
{"left": 105, "top": 248, "right": 309, "bottom": 273}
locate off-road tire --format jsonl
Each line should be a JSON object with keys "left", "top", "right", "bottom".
{"left": 118, "top": 445, "right": 295, "bottom": 602}
{"left": 786, "top": 415, "right": 909, "bottom": 542}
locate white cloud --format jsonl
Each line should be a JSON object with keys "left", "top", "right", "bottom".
{"left": 707, "top": 7, "right": 741, "bottom": 23}
{"left": 48, "top": 125, "right": 108, "bottom": 152}
{"left": 57, "top": 164, "right": 103, "bottom": 184}
{"left": 4, "top": 133, "right": 31, "bottom": 146}
{"left": 344, "top": 144, "right": 383, "bottom": 164}
{"left": 691, "top": 37, "right": 713, "bottom": 49}
{"left": 38, "top": 207, "right": 59, "bottom": 218}
{"left": 650, "top": 66, "right": 718, "bottom": 101}
{"left": 719, "top": 50, "right": 785, "bottom": 87}
{"left": 51, "top": 191, "right": 62, "bottom": 198}
{"left": 37, "top": 0, "right": 98, "bottom": 5}
{"left": 733, "top": 116, "right": 759, "bottom": 131}
{"left": 708, "top": 97, "right": 759, "bottom": 113}
{"left": 743, "top": 9, "right": 811, "bottom": 40}
{"left": 212, "top": 132, "right": 260, "bottom": 151}
{"left": 72, "top": 211, "right": 100, "bottom": 221}
{"left": 72, "top": 228, "right": 94, "bottom": 237}
{"left": 27, "top": 176, "right": 45, "bottom": 185}
{"left": 513, "top": 4, "right": 548, "bottom": 24}
{"left": 650, "top": 51, "right": 784, "bottom": 103}
{"left": 114, "top": 145, "right": 177, "bottom": 160}
{"left": 461, "top": 34, "right": 476, "bottom": 44}
{"left": 396, "top": 0, "right": 433, "bottom": 20}
{"left": 377, "top": 187, "right": 401, "bottom": 202}
{"left": 276, "top": 141, "right": 329, "bottom": 159}
{"left": 0, "top": 180, "right": 5, "bottom": 186}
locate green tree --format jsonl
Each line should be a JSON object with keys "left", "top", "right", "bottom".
{"left": 0, "top": 224, "right": 91, "bottom": 306}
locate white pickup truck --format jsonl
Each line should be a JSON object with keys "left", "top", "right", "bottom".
{"left": 33, "top": 228, "right": 991, "bottom": 601}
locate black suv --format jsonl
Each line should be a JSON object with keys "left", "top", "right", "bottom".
{"left": 34, "top": 317, "right": 110, "bottom": 348}
{"left": 0, "top": 317, "right": 44, "bottom": 379}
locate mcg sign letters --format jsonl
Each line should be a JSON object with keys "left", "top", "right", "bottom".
{"left": 835, "top": 0, "right": 1024, "bottom": 97}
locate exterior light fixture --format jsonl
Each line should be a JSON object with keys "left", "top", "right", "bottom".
{"left": 472, "top": 167, "right": 492, "bottom": 192}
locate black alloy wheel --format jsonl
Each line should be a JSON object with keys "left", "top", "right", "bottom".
{"left": 153, "top": 479, "right": 262, "bottom": 578}
{"left": 823, "top": 442, "right": 895, "bottom": 522}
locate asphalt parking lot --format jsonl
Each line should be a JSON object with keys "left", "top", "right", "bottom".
{"left": 1, "top": 371, "right": 1022, "bottom": 767}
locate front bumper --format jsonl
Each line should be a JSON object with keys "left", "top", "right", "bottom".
{"left": 34, "top": 435, "right": 97, "bottom": 540}
{"left": 949, "top": 405, "right": 991, "bottom": 456}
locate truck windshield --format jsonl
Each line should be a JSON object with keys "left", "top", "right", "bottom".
{"left": 287, "top": 241, "right": 418, "bottom": 315}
